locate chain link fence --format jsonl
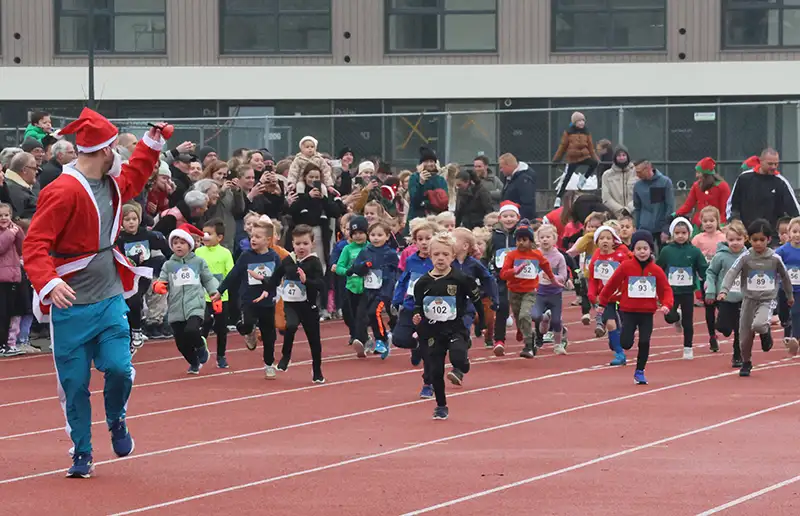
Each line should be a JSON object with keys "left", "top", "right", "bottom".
{"left": 15, "top": 100, "right": 800, "bottom": 190}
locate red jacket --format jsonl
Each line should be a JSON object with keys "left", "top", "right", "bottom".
{"left": 543, "top": 207, "right": 566, "bottom": 249}
{"left": 146, "top": 187, "right": 170, "bottom": 217}
{"left": 676, "top": 180, "right": 731, "bottom": 226}
{"left": 500, "top": 248, "right": 555, "bottom": 293}
{"left": 599, "top": 256, "right": 673, "bottom": 313}
{"left": 587, "top": 244, "right": 631, "bottom": 304}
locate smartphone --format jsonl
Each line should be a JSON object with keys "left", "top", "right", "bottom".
{"left": 264, "top": 164, "right": 274, "bottom": 172}
{"left": 331, "top": 159, "right": 342, "bottom": 168}
{"left": 312, "top": 180, "right": 322, "bottom": 191}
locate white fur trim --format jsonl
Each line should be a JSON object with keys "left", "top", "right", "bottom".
{"left": 498, "top": 204, "right": 519, "bottom": 216}
{"left": 593, "top": 225, "right": 622, "bottom": 244}
{"left": 169, "top": 228, "right": 195, "bottom": 250}
{"left": 142, "top": 132, "right": 166, "bottom": 152}
{"left": 669, "top": 216, "right": 693, "bottom": 236}
{"left": 299, "top": 135, "right": 318, "bottom": 148}
{"left": 76, "top": 133, "right": 118, "bottom": 153}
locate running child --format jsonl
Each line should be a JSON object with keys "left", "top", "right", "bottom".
{"left": 567, "top": 211, "right": 607, "bottom": 325}
{"left": 214, "top": 217, "right": 282, "bottom": 377}
{"left": 657, "top": 217, "right": 707, "bottom": 359}
{"left": 531, "top": 224, "right": 569, "bottom": 356}
{"left": 347, "top": 220, "right": 399, "bottom": 359}
{"left": 774, "top": 216, "right": 800, "bottom": 355}
{"left": 599, "top": 230, "right": 672, "bottom": 385}
{"left": 392, "top": 218, "right": 437, "bottom": 399}
{"left": 335, "top": 215, "right": 368, "bottom": 346}
{"left": 618, "top": 214, "right": 634, "bottom": 248}
{"left": 154, "top": 224, "right": 220, "bottom": 374}
{"left": 435, "top": 211, "right": 456, "bottom": 232}
{"left": 776, "top": 215, "right": 793, "bottom": 332}
{"left": 587, "top": 225, "right": 631, "bottom": 366}
{"left": 718, "top": 219, "right": 793, "bottom": 377}
{"left": 692, "top": 206, "right": 726, "bottom": 351}
{"left": 412, "top": 232, "right": 485, "bottom": 420}
{"left": 485, "top": 201, "right": 520, "bottom": 350}
{"left": 499, "top": 219, "right": 559, "bottom": 357}
{"left": 195, "top": 219, "right": 235, "bottom": 368}
{"left": 704, "top": 220, "right": 747, "bottom": 367}
{"left": 329, "top": 213, "right": 353, "bottom": 320}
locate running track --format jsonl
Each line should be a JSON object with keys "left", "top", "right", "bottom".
{"left": 1, "top": 298, "right": 798, "bottom": 515}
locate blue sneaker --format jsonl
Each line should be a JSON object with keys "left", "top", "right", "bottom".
{"left": 419, "top": 384, "right": 434, "bottom": 399}
{"left": 634, "top": 369, "right": 648, "bottom": 385}
{"left": 66, "top": 453, "right": 95, "bottom": 478}
{"left": 433, "top": 406, "right": 449, "bottom": 420}
{"left": 410, "top": 347, "right": 422, "bottom": 367}
{"left": 109, "top": 419, "right": 135, "bottom": 457}
{"left": 197, "top": 338, "right": 209, "bottom": 365}
{"left": 610, "top": 352, "right": 627, "bottom": 366}
{"left": 217, "top": 355, "right": 229, "bottom": 369}
{"left": 375, "top": 340, "right": 389, "bottom": 360}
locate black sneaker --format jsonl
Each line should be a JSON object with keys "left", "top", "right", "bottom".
{"left": 519, "top": 347, "right": 534, "bottom": 359}
{"left": 277, "top": 356, "right": 290, "bottom": 372}
{"left": 534, "top": 337, "right": 544, "bottom": 350}
{"left": 760, "top": 332, "right": 773, "bottom": 352}
{"left": 143, "top": 323, "right": 164, "bottom": 340}
{"left": 312, "top": 374, "right": 326, "bottom": 384}
{"left": 160, "top": 322, "right": 173, "bottom": 338}
{"left": 433, "top": 406, "right": 449, "bottom": 420}
{"left": 732, "top": 356, "right": 743, "bottom": 368}
{"left": 709, "top": 336, "right": 719, "bottom": 353}
{"left": 447, "top": 369, "right": 463, "bottom": 386}
{"left": 739, "top": 361, "right": 752, "bottom": 377}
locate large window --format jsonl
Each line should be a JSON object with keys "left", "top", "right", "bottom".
{"left": 552, "top": 0, "right": 666, "bottom": 52}
{"left": 220, "top": 0, "right": 332, "bottom": 54}
{"left": 386, "top": 0, "right": 497, "bottom": 53}
{"left": 723, "top": 0, "right": 800, "bottom": 48}
{"left": 55, "top": 0, "right": 166, "bottom": 54}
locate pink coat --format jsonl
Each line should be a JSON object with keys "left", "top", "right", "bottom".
{"left": 0, "top": 226, "right": 23, "bottom": 283}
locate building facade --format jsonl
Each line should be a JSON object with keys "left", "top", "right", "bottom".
{"left": 0, "top": 0, "right": 799, "bottom": 183}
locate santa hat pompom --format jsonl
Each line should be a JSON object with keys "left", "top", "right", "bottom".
{"left": 380, "top": 184, "right": 397, "bottom": 202}
{"left": 59, "top": 107, "right": 119, "bottom": 153}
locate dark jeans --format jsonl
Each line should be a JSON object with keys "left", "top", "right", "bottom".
{"left": 202, "top": 300, "right": 228, "bottom": 357}
{"left": 664, "top": 292, "right": 695, "bottom": 348}
{"left": 620, "top": 311, "right": 654, "bottom": 371}
{"left": 171, "top": 316, "right": 204, "bottom": 367}
{"left": 556, "top": 158, "right": 599, "bottom": 199}
{"left": 281, "top": 302, "right": 323, "bottom": 378}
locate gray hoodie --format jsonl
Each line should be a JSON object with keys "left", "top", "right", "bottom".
{"left": 159, "top": 251, "right": 220, "bottom": 322}
{"left": 720, "top": 247, "right": 793, "bottom": 302}
{"left": 704, "top": 241, "right": 746, "bottom": 304}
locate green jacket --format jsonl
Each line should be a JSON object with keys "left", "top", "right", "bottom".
{"left": 656, "top": 241, "right": 707, "bottom": 295}
{"left": 159, "top": 252, "right": 219, "bottom": 322}
{"left": 336, "top": 241, "right": 367, "bottom": 294}
{"left": 23, "top": 124, "right": 48, "bottom": 142}
{"left": 704, "top": 241, "right": 745, "bottom": 304}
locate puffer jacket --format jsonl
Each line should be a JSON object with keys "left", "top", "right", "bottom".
{"left": 158, "top": 252, "right": 219, "bottom": 323}
{"left": 287, "top": 152, "right": 334, "bottom": 187}
{"left": 601, "top": 160, "right": 638, "bottom": 218}
{"left": 552, "top": 125, "right": 599, "bottom": 164}
{"left": 704, "top": 241, "right": 745, "bottom": 304}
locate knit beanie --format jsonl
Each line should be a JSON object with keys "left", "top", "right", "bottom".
{"left": 348, "top": 216, "right": 368, "bottom": 234}
{"left": 514, "top": 218, "right": 535, "bottom": 241}
{"left": 571, "top": 111, "right": 585, "bottom": 124}
{"left": 419, "top": 146, "right": 437, "bottom": 164}
{"left": 197, "top": 146, "right": 216, "bottom": 164}
{"left": 299, "top": 136, "right": 318, "bottom": 149}
{"left": 337, "top": 146, "right": 353, "bottom": 160}
{"left": 695, "top": 157, "right": 716, "bottom": 175}
{"left": 630, "top": 230, "right": 655, "bottom": 252}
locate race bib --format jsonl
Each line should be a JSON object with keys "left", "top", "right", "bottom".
{"left": 747, "top": 270, "right": 775, "bottom": 292}
{"left": 247, "top": 262, "right": 275, "bottom": 285}
{"left": 789, "top": 267, "right": 800, "bottom": 286}
{"left": 124, "top": 241, "right": 150, "bottom": 261}
{"left": 628, "top": 276, "right": 656, "bottom": 299}
{"left": 514, "top": 259, "right": 539, "bottom": 280}
{"left": 281, "top": 280, "right": 307, "bottom": 302}
{"left": 364, "top": 269, "right": 383, "bottom": 290}
{"left": 406, "top": 272, "right": 422, "bottom": 296}
{"left": 730, "top": 276, "right": 742, "bottom": 294}
{"left": 423, "top": 296, "right": 457, "bottom": 322}
{"left": 668, "top": 266, "right": 693, "bottom": 287}
{"left": 172, "top": 265, "right": 200, "bottom": 287}
{"left": 593, "top": 260, "right": 618, "bottom": 283}
{"left": 495, "top": 248, "right": 510, "bottom": 268}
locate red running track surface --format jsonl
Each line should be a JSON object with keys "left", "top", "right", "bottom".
{"left": 1, "top": 299, "right": 799, "bottom": 515}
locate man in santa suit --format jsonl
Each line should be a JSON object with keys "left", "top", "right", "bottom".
{"left": 22, "top": 108, "right": 167, "bottom": 478}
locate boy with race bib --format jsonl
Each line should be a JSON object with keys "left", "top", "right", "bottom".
{"left": 196, "top": 219, "right": 235, "bottom": 369}
{"left": 587, "top": 225, "right": 631, "bottom": 366}
{"left": 599, "top": 230, "right": 672, "bottom": 385}
{"left": 499, "top": 219, "right": 560, "bottom": 357}
{"left": 154, "top": 224, "right": 220, "bottom": 375}
{"left": 656, "top": 217, "right": 707, "bottom": 360}
{"left": 412, "top": 232, "right": 484, "bottom": 420}
{"left": 776, "top": 216, "right": 800, "bottom": 355}
{"left": 718, "top": 219, "right": 794, "bottom": 377}
{"left": 704, "top": 221, "right": 748, "bottom": 367}
{"left": 347, "top": 220, "right": 399, "bottom": 360}
{"left": 484, "top": 201, "right": 521, "bottom": 353}
{"left": 334, "top": 215, "right": 368, "bottom": 348}
{"left": 214, "top": 217, "right": 282, "bottom": 376}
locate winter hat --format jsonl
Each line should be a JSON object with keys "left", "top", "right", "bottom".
{"left": 169, "top": 223, "right": 204, "bottom": 251}
{"left": 21, "top": 138, "right": 43, "bottom": 153}
{"left": 593, "top": 225, "right": 622, "bottom": 245}
{"left": 571, "top": 111, "right": 586, "bottom": 124}
{"left": 630, "top": 230, "right": 655, "bottom": 252}
{"left": 695, "top": 157, "right": 716, "bottom": 175}
{"left": 381, "top": 183, "right": 397, "bottom": 202}
{"left": 348, "top": 215, "right": 368, "bottom": 234}
{"left": 59, "top": 107, "right": 118, "bottom": 153}
{"left": 612, "top": 145, "right": 630, "bottom": 168}
{"left": 197, "top": 146, "right": 216, "bottom": 164}
{"left": 514, "top": 219, "right": 535, "bottom": 241}
{"left": 358, "top": 160, "right": 375, "bottom": 174}
{"left": 669, "top": 216, "right": 692, "bottom": 236}
{"left": 299, "top": 135, "right": 318, "bottom": 149}
{"left": 156, "top": 160, "right": 171, "bottom": 177}
{"left": 498, "top": 200, "right": 520, "bottom": 217}
{"left": 337, "top": 146, "right": 353, "bottom": 160}
{"left": 259, "top": 148, "right": 274, "bottom": 163}
{"left": 742, "top": 155, "right": 760, "bottom": 171}
{"left": 419, "top": 146, "right": 438, "bottom": 164}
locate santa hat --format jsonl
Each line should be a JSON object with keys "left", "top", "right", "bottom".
{"left": 695, "top": 157, "right": 716, "bottom": 175}
{"left": 498, "top": 200, "right": 520, "bottom": 216}
{"left": 169, "top": 223, "right": 204, "bottom": 251}
{"left": 380, "top": 184, "right": 397, "bottom": 202}
{"left": 59, "top": 107, "right": 119, "bottom": 153}
{"left": 299, "top": 135, "right": 318, "bottom": 149}
{"left": 593, "top": 225, "right": 622, "bottom": 245}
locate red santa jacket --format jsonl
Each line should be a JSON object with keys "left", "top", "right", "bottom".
{"left": 675, "top": 180, "right": 731, "bottom": 226}
{"left": 599, "top": 256, "right": 673, "bottom": 313}
{"left": 23, "top": 135, "right": 163, "bottom": 322}
{"left": 587, "top": 244, "right": 631, "bottom": 304}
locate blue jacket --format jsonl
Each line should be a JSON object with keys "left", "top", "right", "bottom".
{"left": 392, "top": 251, "right": 433, "bottom": 310}
{"left": 348, "top": 243, "right": 399, "bottom": 301}
{"left": 776, "top": 242, "right": 800, "bottom": 294}
{"left": 330, "top": 238, "right": 348, "bottom": 270}
{"left": 452, "top": 256, "right": 499, "bottom": 307}
{"left": 633, "top": 169, "right": 675, "bottom": 235}
{"left": 218, "top": 248, "right": 282, "bottom": 306}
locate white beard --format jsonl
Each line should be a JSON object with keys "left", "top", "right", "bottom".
{"left": 106, "top": 150, "right": 123, "bottom": 178}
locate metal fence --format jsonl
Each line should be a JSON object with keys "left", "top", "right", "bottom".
{"left": 7, "top": 99, "right": 800, "bottom": 189}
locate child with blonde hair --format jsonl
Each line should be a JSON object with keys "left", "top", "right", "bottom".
{"left": 288, "top": 135, "right": 334, "bottom": 187}
{"left": 531, "top": 224, "right": 569, "bottom": 355}
{"left": 776, "top": 216, "right": 800, "bottom": 355}
{"left": 435, "top": 211, "right": 456, "bottom": 232}
{"left": 483, "top": 211, "right": 499, "bottom": 229}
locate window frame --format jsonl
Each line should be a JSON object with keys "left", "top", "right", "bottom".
{"left": 384, "top": 0, "right": 498, "bottom": 54}
{"left": 219, "top": 0, "right": 333, "bottom": 55}
{"left": 550, "top": 0, "right": 667, "bottom": 53}
{"left": 722, "top": 0, "right": 800, "bottom": 49}
{"left": 54, "top": 0, "right": 167, "bottom": 56}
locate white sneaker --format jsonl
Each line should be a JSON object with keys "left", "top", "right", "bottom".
{"left": 506, "top": 317, "right": 513, "bottom": 328}
{"left": 265, "top": 365, "right": 277, "bottom": 379}
{"left": 244, "top": 330, "right": 258, "bottom": 351}
{"left": 786, "top": 337, "right": 799, "bottom": 356}
{"left": 683, "top": 347, "right": 694, "bottom": 360}
{"left": 553, "top": 344, "right": 567, "bottom": 355}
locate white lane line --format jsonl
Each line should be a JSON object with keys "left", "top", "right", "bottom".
{"left": 400, "top": 386, "right": 800, "bottom": 515}
{"left": 695, "top": 475, "right": 800, "bottom": 515}
{"left": 105, "top": 360, "right": 800, "bottom": 516}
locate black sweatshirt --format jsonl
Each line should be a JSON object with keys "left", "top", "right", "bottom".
{"left": 413, "top": 267, "right": 484, "bottom": 339}
{"left": 265, "top": 253, "right": 326, "bottom": 308}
